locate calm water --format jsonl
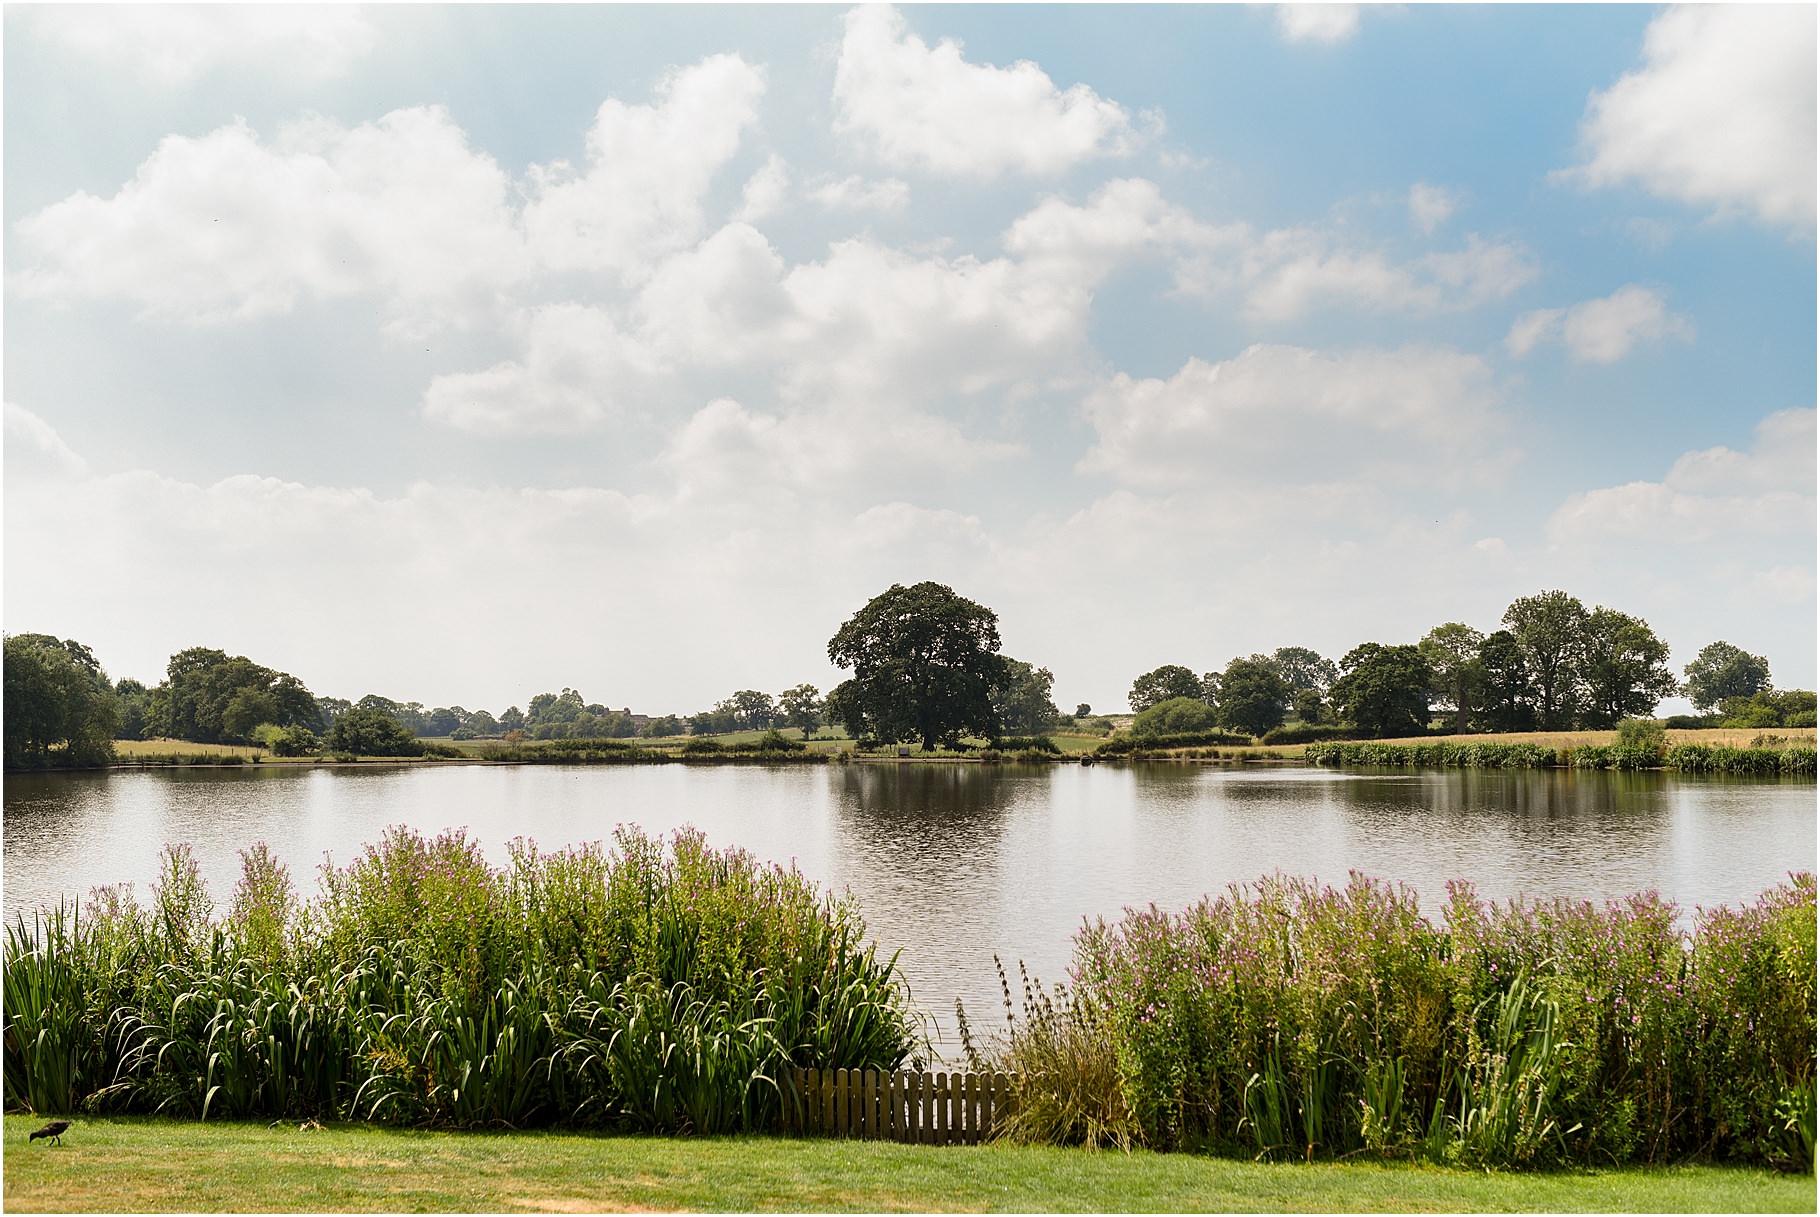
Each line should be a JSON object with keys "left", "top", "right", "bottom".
{"left": 5, "top": 761, "right": 1814, "bottom": 1051}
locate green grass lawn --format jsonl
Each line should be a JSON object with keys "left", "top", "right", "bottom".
{"left": 5, "top": 1116, "right": 1811, "bottom": 1213}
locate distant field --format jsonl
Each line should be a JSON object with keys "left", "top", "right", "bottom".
{"left": 112, "top": 738, "right": 266, "bottom": 759}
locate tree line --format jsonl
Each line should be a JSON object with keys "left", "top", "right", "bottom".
{"left": 1124, "top": 589, "right": 1814, "bottom": 741}
{"left": 5, "top": 581, "right": 1811, "bottom": 768}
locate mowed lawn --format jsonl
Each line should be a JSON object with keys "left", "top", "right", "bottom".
{"left": 4, "top": 1117, "right": 1811, "bottom": 1213}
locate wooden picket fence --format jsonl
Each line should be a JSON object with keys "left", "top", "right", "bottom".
{"left": 784, "top": 1066, "right": 1013, "bottom": 1144}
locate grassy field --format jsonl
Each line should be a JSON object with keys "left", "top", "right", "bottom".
{"left": 112, "top": 738, "right": 268, "bottom": 760}
{"left": 4, "top": 1116, "right": 1810, "bottom": 1213}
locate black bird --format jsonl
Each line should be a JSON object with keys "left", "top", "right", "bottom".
{"left": 29, "top": 1120, "right": 70, "bottom": 1145}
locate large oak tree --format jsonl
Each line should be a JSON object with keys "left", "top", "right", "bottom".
{"left": 827, "top": 582, "right": 1007, "bottom": 751}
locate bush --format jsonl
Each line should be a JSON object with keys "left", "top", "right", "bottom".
{"left": 1096, "top": 729, "right": 1254, "bottom": 756}
{"left": 1663, "top": 714, "right": 1718, "bottom": 730}
{"left": 681, "top": 738, "right": 724, "bottom": 755}
{"left": 1130, "top": 697, "right": 1219, "bottom": 737}
{"left": 3, "top": 827, "right": 919, "bottom": 1132}
{"left": 1259, "top": 724, "right": 1368, "bottom": 746}
{"left": 324, "top": 708, "right": 423, "bottom": 757}
{"left": 967, "top": 873, "right": 1816, "bottom": 1170}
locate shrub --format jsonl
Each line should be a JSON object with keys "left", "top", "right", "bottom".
{"left": 324, "top": 708, "right": 423, "bottom": 757}
{"left": 1615, "top": 718, "right": 1666, "bottom": 750}
{"left": 1130, "top": 697, "right": 1219, "bottom": 737}
{"left": 1097, "top": 729, "right": 1252, "bottom": 756}
{"left": 1259, "top": 724, "right": 1367, "bottom": 746}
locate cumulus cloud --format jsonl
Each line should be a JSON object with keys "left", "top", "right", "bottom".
{"left": 421, "top": 304, "right": 661, "bottom": 434}
{"left": 806, "top": 174, "right": 911, "bottom": 213}
{"left": 1180, "top": 228, "right": 1536, "bottom": 321}
{"left": 1275, "top": 5, "right": 1362, "bottom": 45}
{"left": 24, "top": 4, "right": 377, "bottom": 87}
{"left": 524, "top": 53, "right": 766, "bottom": 280}
{"left": 1562, "top": 5, "right": 1816, "bottom": 232}
{"left": 1079, "top": 343, "right": 1507, "bottom": 490}
{"left": 1407, "top": 182, "right": 1460, "bottom": 233}
{"left": 5, "top": 402, "right": 90, "bottom": 482}
{"left": 734, "top": 154, "right": 791, "bottom": 223}
{"left": 13, "top": 108, "right": 524, "bottom": 333}
{"left": 1504, "top": 285, "right": 1693, "bottom": 362}
{"left": 833, "top": 5, "right": 1135, "bottom": 176}
{"left": 13, "top": 54, "right": 766, "bottom": 330}
{"left": 661, "top": 397, "right": 1020, "bottom": 508}
{"left": 1550, "top": 409, "right": 1815, "bottom": 545}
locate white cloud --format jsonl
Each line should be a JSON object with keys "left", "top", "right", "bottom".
{"left": 807, "top": 175, "right": 911, "bottom": 213}
{"left": 1196, "top": 229, "right": 1536, "bottom": 321}
{"left": 1080, "top": 343, "right": 1507, "bottom": 490}
{"left": 734, "top": 154, "right": 791, "bottom": 224}
{"left": 1275, "top": 5, "right": 1362, "bottom": 45}
{"left": 1504, "top": 285, "right": 1693, "bottom": 363}
{"left": 5, "top": 403, "right": 90, "bottom": 482}
{"left": 833, "top": 4, "right": 1135, "bottom": 177}
{"left": 1550, "top": 409, "right": 1815, "bottom": 545}
{"left": 421, "top": 304, "right": 659, "bottom": 434}
{"left": 14, "top": 55, "right": 767, "bottom": 330}
{"left": 660, "top": 397, "right": 1019, "bottom": 508}
{"left": 13, "top": 108, "right": 524, "bottom": 333}
{"left": 1407, "top": 182, "right": 1459, "bottom": 233}
{"left": 25, "top": 4, "right": 377, "bottom": 87}
{"left": 1004, "top": 177, "right": 1234, "bottom": 280}
{"left": 524, "top": 53, "right": 766, "bottom": 281}
{"left": 1562, "top": 5, "right": 1816, "bottom": 232}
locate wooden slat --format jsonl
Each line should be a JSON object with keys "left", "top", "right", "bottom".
{"left": 962, "top": 1071, "right": 976, "bottom": 1144}
{"left": 921, "top": 1071, "right": 934, "bottom": 1146}
{"left": 863, "top": 1068, "right": 877, "bottom": 1139}
{"left": 891, "top": 1071, "right": 904, "bottom": 1142}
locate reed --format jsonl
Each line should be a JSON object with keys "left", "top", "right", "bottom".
{"left": 3, "top": 828, "right": 918, "bottom": 1132}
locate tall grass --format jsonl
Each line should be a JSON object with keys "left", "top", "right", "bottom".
{"left": 3, "top": 827, "right": 917, "bottom": 1131}
{"left": 1306, "top": 739, "right": 1817, "bottom": 774}
{"left": 966, "top": 873, "right": 1815, "bottom": 1171}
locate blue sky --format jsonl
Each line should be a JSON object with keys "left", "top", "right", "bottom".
{"left": 5, "top": 3, "right": 1814, "bottom": 717}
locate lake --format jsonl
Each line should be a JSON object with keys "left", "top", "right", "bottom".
{"left": 5, "top": 761, "right": 1813, "bottom": 1052}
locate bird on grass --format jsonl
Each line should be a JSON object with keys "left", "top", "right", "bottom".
{"left": 29, "top": 1119, "right": 71, "bottom": 1145}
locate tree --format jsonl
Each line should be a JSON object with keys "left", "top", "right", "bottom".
{"left": 992, "top": 659, "right": 1061, "bottom": 735}
{"left": 1332, "top": 643, "right": 1432, "bottom": 738}
{"left": 826, "top": 581, "right": 1007, "bottom": 751}
{"left": 1502, "top": 591, "right": 1588, "bottom": 729}
{"left": 1129, "top": 665, "right": 1203, "bottom": 713}
{"left": 115, "top": 678, "right": 153, "bottom": 740}
{"left": 1473, "top": 630, "right": 1536, "bottom": 732}
{"left": 324, "top": 708, "right": 423, "bottom": 757}
{"left": 1215, "top": 655, "right": 1289, "bottom": 737}
{"left": 1131, "top": 696, "right": 1221, "bottom": 737}
{"left": 1577, "top": 607, "right": 1678, "bottom": 728}
{"left": 149, "top": 647, "right": 322, "bottom": 743}
{"left": 776, "top": 685, "right": 824, "bottom": 739}
{"left": 1683, "top": 641, "right": 1772, "bottom": 713}
{"left": 1419, "top": 623, "right": 1486, "bottom": 734}
{"left": 1270, "top": 647, "right": 1339, "bottom": 697}
{"left": 725, "top": 690, "right": 777, "bottom": 731}
{"left": 5, "top": 633, "right": 120, "bottom": 769}
{"left": 640, "top": 714, "right": 686, "bottom": 738}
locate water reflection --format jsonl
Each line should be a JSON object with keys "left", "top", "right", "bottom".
{"left": 5, "top": 761, "right": 1813, "bottom": 1055}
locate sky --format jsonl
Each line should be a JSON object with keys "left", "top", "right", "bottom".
{"left": 4, "top": 3, "right": 1815, "bottom": 718}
